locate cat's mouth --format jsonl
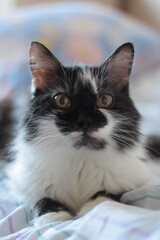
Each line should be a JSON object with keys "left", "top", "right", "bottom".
{"left": 73, "top": 133, "right": 107, "bottom": 150}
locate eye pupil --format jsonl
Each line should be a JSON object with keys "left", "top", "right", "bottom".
{"left": 60, "top": 96, "right": 66, "bottom": 106}
{"left": 102, "top": 96, "right": 107, "bottom": 106}
{"left": 97, "top": 94, "right": 113, "bottom": 108}
{"left": 54, "top": 94, "right": 71, "bottom": 109}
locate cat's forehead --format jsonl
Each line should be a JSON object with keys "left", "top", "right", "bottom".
{"left": 63, "top": 65, "right": 99, "bottom": 96}
{"left": 49, "top": 64, "right": 109, "bottom": 97}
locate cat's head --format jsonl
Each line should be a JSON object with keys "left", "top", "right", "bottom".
{"left": 25, "top": 42, "right": 140, "bottom": 151}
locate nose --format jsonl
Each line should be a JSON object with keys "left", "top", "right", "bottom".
{"left": 77, "top": 114, "right": 92, "bottom": 131}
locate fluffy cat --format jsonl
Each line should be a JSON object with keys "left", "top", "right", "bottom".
{"left": 6, "top": 42, "right": 160, "bottom": 226}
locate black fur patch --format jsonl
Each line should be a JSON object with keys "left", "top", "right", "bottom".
{"left": 35, "top": 197, "right": 73, "bottom": 216}
{"left": 91, "top": 191, "right": 122, "bottom": 202}
{"left": 146, "top": 136, "right": 160, "bottom": 159}
{"left": 74, "top": 134, "right": 107, "bottom": 150}
{"left": 0, "top": 100, "right": 15, "bottom": 160}
{"left": 111, "top": 91, "right": 141, "bottom": 150}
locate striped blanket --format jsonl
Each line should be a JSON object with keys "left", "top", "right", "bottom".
{"left": 1, "top": 177, "right": 160, "bottom": 240}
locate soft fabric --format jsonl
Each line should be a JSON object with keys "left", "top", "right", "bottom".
{"left": 121, "top": 185, "right": 160, "bottom": 210}
{"left": 1, "top": 177, "right": 160, "bottom": 239}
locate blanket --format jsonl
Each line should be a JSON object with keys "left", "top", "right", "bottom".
{"left": 1, "top": 177, "right": 160, "bottom": 240}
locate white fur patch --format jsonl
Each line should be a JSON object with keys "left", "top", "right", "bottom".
{"left": 80, "top": 65, "right": 98, "bottom": 94}
{"left": 7, "top": 117, "right": 157, "bottom": 214}
{"left": 34, "top": 211, "right": 72, "bottom": 227}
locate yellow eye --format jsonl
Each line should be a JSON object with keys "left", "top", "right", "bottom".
{"left": 97, "top": 94, "right": 113, "bottom": 108}
{"left": 54, "top": 94, "right": 71, "bottom": 109}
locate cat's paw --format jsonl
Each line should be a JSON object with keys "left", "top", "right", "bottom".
{"left": 34, "top": 211, "right": 72, "bottom": 227}
{"left": 78, "top": 196, "right": 111, "bottom": 217}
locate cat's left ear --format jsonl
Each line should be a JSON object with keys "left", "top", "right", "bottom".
{"left": 29, "top": 41, "right": 62, "bottom": 95}
{"left": 103, "top": 43, "right": 134, "bottom": 91}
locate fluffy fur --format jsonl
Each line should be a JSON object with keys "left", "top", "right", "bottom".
{"left": 6, "top": 42, "right": 160, "bottom": 224}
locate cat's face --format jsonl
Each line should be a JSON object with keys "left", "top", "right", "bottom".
{"left": 24, "top": 42, "right": 140, "bottom": 151}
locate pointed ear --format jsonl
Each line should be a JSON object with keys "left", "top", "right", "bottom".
{"left": 104, "top": 43, "right": 134, "bottom": 91}
{"left": 29, "top": 42, "right": 62, "bottom": 94}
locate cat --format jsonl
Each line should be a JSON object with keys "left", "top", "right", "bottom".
{"left": 5, "top": 41, "right": 160, "bottom": 226}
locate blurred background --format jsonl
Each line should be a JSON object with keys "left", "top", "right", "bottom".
{"left": 1, "top": 0, "right": 160, "bottom": 32}
{"left": 0, "top": 0, "right": 160, "bottom": 149}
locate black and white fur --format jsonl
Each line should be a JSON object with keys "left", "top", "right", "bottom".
{"left": 6, "top": 42, "right": 160, "bottom": 226}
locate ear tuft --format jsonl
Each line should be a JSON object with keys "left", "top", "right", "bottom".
{"left": 108, "top": 43, "right": 134, "bottom": 72}
{"left": 29, "top": 42, "right": 62, "bottom": 94}
{"left": 104, "top": 42, "right": 134, "bottom": 92}
{"left": 29, "top": 42, "right": 53, "bottom": 68}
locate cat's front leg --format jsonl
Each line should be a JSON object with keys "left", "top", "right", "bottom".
{"left": 34, "top": 197, "right": 73, "bottom": 227}
{"left": 78, "top": 192, "right": 119, "bottom": 217}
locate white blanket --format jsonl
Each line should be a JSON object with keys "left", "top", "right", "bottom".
{"left": 1, "top": 176, "right": 160, "bottom": 240}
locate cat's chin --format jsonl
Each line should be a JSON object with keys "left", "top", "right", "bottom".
{"left": 73, "top": 133, "right": 107, "bottom": 150}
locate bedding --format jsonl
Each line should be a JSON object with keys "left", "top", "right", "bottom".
{"left": 1, "top": 177, "right": 160, "bottom": 239}
{"left": 0, "top": 2, "right": 160, "bottom": 239}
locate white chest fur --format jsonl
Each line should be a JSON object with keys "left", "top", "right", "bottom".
{"left": 8, "top": 139, "right": 155, "bottom": 212}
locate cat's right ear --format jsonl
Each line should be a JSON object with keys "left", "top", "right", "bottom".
{"left": 29, "top": 42, "right": 62, "bottom": 95}
{"left": 101, "top": 43, "right": 134, "bottom": 92}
